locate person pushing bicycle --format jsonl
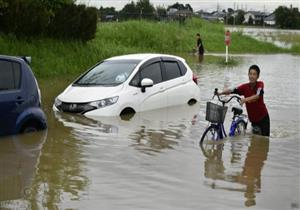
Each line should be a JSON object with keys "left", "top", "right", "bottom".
{"left": 217, "top": 65, "right": 270, "bottom": 136}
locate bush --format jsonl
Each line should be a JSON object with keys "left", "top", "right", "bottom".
{"left": 0, "top": 1, "right": 97, "bottom": 41}
{"left": 0, "top": 0, "right": 50, "bottom": 37}
{"left": 48, "top": 4, "right": 97, "bottom": 41}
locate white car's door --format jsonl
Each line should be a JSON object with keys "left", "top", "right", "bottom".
{"left": 161, "top": 59, "right": 191, "bottom": 106}
{"left": 128, "top": 60, "right": 167, "bottom": 112}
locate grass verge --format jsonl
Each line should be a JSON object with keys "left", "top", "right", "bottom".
{"left": 0, "top": 18, "right": 296, "bottom": 78}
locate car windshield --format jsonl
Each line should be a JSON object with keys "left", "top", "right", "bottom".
{"left": 73, "top": 59, "right": 140, "bottom": 86}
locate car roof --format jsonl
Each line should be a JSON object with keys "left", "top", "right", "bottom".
{"left": 105, "top": 53, "right": 185, "bottom": 62}
{"left": 0, "top": 55, "right": 28, "bottom": 63}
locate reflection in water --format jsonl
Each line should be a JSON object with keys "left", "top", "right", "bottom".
{"left": 200, "top": 136, "right": 269, "bottom": 207}
{"left": 0, "top": 131, "right": 47, "bottom": 208}
{"left": 54, "top": 104, "right": 199, "bottom": 156}
{"left": 198, "top": 54, "right": 204, "bottom": 63}
{"left": 129, "top": 126, "right": 182, "bottom": 155}
{"left": 240, "top": 137, "right": 269, "bottom": 207}
{"left": 55, "top": 111, "right": 119, "bottom": 136}
{"left": 28, "top": 114, "right": 89, "bottom": 209}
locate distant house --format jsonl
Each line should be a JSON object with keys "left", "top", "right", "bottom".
{"left": 167, "top": 8, "right": 192, "bottom": 20}
{"left": 196, "top": 10, "right": 225, "bottom": 22}
{"left": 264, "top": 13, "right": 276, "bottom": 25}
{"left": 244, "top": 11, "right": 266, "bottom": 24}
{"left": 104, "top": 15, "right": 117, "bottom": 22}
{"left": 211, "top": 11, "right": 226, "bottom": 22}
{"left": 99, "top": 14, "right": 118, "bottom": 22}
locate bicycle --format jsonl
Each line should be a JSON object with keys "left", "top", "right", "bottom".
{"left": 200, "top": 88, "right": 248, "bottom": 144}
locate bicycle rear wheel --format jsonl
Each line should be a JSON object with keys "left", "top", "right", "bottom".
{"left": 200, "top": 124, "right": 220, "bottom": 144}
{"left": 233, "top": 120, "right": 247, "bottom": 136}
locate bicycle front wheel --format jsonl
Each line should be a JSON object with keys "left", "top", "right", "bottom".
{"left": 200, "top": 124, "right": 220, "bottom": 144}
{"left": 233, "top": 120, "right": 247, "bottom": 136}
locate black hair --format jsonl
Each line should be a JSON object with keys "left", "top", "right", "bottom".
{"left": 196, "top": 33, "right": 200, "bottom": 36}
{"left": 249, "top": 64, "right": 260, "bottom": 77}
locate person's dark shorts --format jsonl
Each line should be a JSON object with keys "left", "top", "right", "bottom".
{"left": 198, "top": 47, "right": 204, "bottom": 55}
{"left": 252, "top": 114, "right": 270, "bottom": 137}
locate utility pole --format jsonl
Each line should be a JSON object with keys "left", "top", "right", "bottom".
{"left": 140, "top": 7, "right": 143, "bottom": 20}
{"left": 263, "top": 4, "right": 266, "bottom": 28}
{"left": 233, "top": 2, "right": 236, "bottom": 26}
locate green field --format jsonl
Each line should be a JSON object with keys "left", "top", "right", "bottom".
{"left": 0, "top": 18, "right": 295, "bottom": 78}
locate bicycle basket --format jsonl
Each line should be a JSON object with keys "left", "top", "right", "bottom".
{"left": 205, "top": 101, "right": 228, "bottom": 123}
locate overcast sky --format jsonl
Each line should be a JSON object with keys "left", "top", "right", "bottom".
{"left": 76, "top": 0, "right": 299, "bottom": 12}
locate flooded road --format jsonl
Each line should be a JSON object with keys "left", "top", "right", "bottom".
{"left": 0, "top": 54, "right": 299, "bottom": 209}
{"left": 226, "top": 26, "right": 300, "bottom": 48}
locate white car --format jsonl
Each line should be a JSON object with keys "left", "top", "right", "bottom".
{"left": 53, "top": 54, "right": 200, "bottom": 117}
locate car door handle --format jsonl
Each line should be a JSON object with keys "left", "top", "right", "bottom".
{"left": 16, "top": 96, "right": 24, "bottom": 104}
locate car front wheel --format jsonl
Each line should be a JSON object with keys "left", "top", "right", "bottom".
{"left": 20, "top": 121, "right": 40, "bottom": 134}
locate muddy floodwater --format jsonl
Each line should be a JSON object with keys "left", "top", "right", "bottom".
{"left": 0, "top": 54, "right": 299, "bottom": 209}
{"left": 226, "top": 26, "right": 300, "bottom": 49}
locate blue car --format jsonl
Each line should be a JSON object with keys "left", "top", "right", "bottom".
{"left": 0, "top": 55, "right": 47, "bottom": 136}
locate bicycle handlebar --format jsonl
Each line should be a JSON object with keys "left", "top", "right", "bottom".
{"left": 213, "top": 88, "right": 241, "bottom": 105}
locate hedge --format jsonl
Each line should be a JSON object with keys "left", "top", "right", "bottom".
{"left": 0, "top": 0, "right": 97, "bottom": 41}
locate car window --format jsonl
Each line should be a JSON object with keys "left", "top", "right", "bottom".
{"left": 129, "top": 73, "right": 140, "bottom": 87}
{"left": 0, "top": 60, "right": 21, "bottom": 91}
{"left": 164, "top": 61, "right": 182, "bottom": 80}
{"left": 140, "top": 62, "right": 162, "bottom": 84}
{"left": 74, "top": 60, "right": 140, "bottom": 86}
{"left": 178, "top": 60, "right": 187, "bottom": 75}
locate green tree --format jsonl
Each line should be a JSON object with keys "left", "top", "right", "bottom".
{"left": 227, "top": 8, "right": 234, "bottom": 13}
{"left": 0, "top": 0, "right": 50, "bottom": 36}
{"left": 120, "top": 1, "right": 138, "bottom": 20}
{"left": 167, "top": 2, "right": 185, "bottom": 11}
{"left": 136, "top": 0, "right": 155, "bottom": 19}
{"left": 185, "top": 4, "right": 193, "bottom": 12}
{"left": 227, "top": 15, "right": 234, "bottom": 25}
{"left": 0, "top": 0, "right": 7, "bottom": 7}
{"left": 0, "top": 0, "right": 97, "bottom": 41}
{"left": 248, "top": 16, "right": 253, "bottom": 25}
{"left": 167, "top": 2, "right": 193, "bottom": 11}
{"left": 48, "top": 4, "right": 97, "bottom": 41}
{"left": 99, "top": 6, "right": 117, "bottom": 21}
{"left": 156, "top": 6, "right": 167, "bottom": 19}
{"left": 40, "top": 0, "right": 74, "bottom": 9}
{"left": 236, "top": 10, "right": 245, "bottom": 25}
{"left": 275, "top": 6, "right": 300, "bottom": 29}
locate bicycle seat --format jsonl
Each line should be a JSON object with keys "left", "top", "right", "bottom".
{"left": 232, "top": 107, "right": 243, "bottom": 115}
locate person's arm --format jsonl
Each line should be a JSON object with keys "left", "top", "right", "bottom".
{"left": 241, "top": 94, "right": 259, "bottom": 105}
{"left": 241, "top": 85, "right": 263, "bottom": 105}
{"left": 218, "top": 88, "right": 235, "bottom": 95}
{"left": 198, "top": 39, "right": 202, "bottom": 47}
{"left": 196, "top": 39, "right": 201, "bottom": 48}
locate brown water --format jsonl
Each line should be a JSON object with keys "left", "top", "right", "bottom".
{"left": 0, "top": 54, "right": 299, "bottom": 210}
{"left": 226, "top": 26, "right": 300, "bottom": 49}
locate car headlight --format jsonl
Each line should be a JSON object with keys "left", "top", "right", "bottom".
{"left": 89, "top": 96, "right": 119, "bottom": 109}
{"left": 54, "top": 97, "right": 62, "bottom": 108}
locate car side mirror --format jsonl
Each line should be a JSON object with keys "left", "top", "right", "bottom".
{"left": 141, "top": 78, "right": 153, "bottom": 93}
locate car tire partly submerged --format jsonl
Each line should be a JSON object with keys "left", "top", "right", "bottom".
{"left": 20, "top": 121, "right": 43, "bottom": 134}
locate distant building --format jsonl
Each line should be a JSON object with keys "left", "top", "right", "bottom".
{"left": 167, "top": 8, "right": 192, "bottom": 21}
{"left": 104, "top": 15, "right": 117, "bottom": 22}
{"left": 264, "top": 13, "right": 276, "bottom": 25}
{"left": 196, "top": 10, "right": 225, "bottom": 22}
{"left": 244, "top": 11, "right": 267, "bottom": 24}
